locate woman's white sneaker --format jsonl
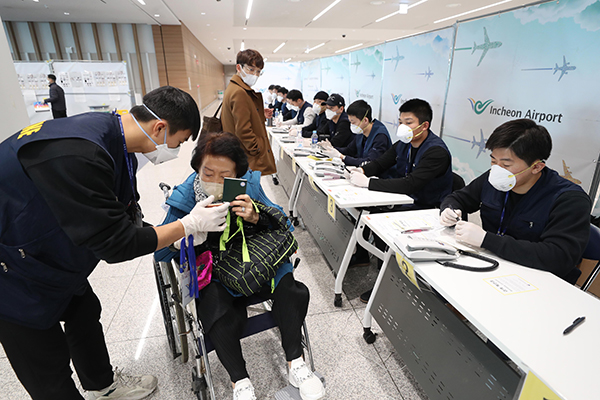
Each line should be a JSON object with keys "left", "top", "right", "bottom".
{"left": 288, "top": 358, "right": 325, "bottom": 400}
{"left": 233, "top": 378, "right": 257, "bottom": 400}
{"left": 87, "top": 368, "right": 158, "bottom": 400}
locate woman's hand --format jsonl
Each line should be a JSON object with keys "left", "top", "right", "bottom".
{"left": 231, "top": 194, "right": 259, "bottom": 224}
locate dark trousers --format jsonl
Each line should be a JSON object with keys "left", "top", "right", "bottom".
{"left": 52, "top": 109, "right": 67, "bottom": 119}
{"left": 0, "top": 285, "right": 114, "bottom": 400}
{"left": 201, "top": 273, "right": 309, "bottom": 383}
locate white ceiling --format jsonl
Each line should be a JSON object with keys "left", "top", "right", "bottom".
{"left": 0, "top": 0, "right": 532, "bottom": 65}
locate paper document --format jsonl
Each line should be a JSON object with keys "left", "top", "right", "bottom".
{"left": 484, "top": 274, "right": 538, "bottom": 295}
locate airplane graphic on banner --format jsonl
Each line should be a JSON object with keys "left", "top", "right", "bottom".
{"left": 444, "top": 129, "right": 488, "bottom": 158}
{"left": 384, "top": 47, "right": 405, "bottom": 71}
{"left": 417, "top": 67, "right": 434, "bottom": 81}
{"left": 351, "top": 56, "right": 361, "bottom": 72}
{"left": 560, "top": 160, "right": 582, "bottom": 184}
{"left": 521, "top": 55, "right": 577, "bottom": 82}
{"left": 321, "top": 65, "right": 331, "bottom": 74}
{"left": 366, "top": 72, "right": 376, "bottom": 79}
{"left": 455, "top": 27, "right": 502, "bottom": 67}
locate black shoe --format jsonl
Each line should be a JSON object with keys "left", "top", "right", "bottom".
{"left": 360, "top": 288, "right": 373, "bottom": 304}
{"left": 348, "top": 253, "right": 370, "bottom": 268}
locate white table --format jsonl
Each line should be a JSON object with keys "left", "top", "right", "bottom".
{"left": 361, "top": 209, "right": 600, "bottom": 400}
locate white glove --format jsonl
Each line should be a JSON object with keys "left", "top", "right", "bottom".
{"left": 455, "top": 221, "right": 486, "bottom": 247}
{"left": 350, "top": 170, "right": 370, "bottom": 188}
{"left": 174, "top": 232, "right": 207, "bottom": 250}
{"left": 320, "top": 139, "right": 333, "bottom": 150}
{"left": 179, "top": 195, "right": 229, "bottom": 236}
{"left": 440, "top": 207, "right": 462, "bottom": 226}
{"left": 289, "top": 128, "right": 298, "bottom": 137}
{"left": 324, "top": 148, "right": 342, "bottom": 159}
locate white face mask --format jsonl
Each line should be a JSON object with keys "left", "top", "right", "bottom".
{"left": 350, "top": 124, "right": 363, "bottom": 135}
{"left": 325, "top": 109, "right": 336, "bottom": 120}
{"left": 200, "top": 179, "right": 224, "bottom": 200}
{"left": 488, "top": 162, "right": 539, "bottom": 192}
{"left": 289, "top": 104, "right": 300, "bottom": 112}
{"left": 277, "top": 95, "right": 284, "bottom": 102}
{"left": 239, "top": 68, "right": 258, "bottom": 87}
{"left": 133, "top": 104, "right": 180, "bottom": 165}
{"left": 313, "top": 103, "right": 322, "bottom": 113}
{"left": 396, "top": 122, "right": 425, "bottom": 144}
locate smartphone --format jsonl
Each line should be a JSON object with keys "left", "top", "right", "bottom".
{"left": 222, "top": 177, "right": 247, "bottom": 203}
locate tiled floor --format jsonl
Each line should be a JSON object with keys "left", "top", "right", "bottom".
{"left": 0, "top": 102, "right": 428, "bottom": 400}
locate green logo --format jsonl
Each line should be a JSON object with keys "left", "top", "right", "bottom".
{"left": 468, "top": 98, "right": 494, "bottom": 115}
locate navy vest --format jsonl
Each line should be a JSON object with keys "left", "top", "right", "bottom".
{"left": 395, "top": 130, "right": 453, "bottom": 208}
{"left": 355, "top": 119, "right": 391, "bottom": 159}
{"left": 295, "top": 101, "right": 311, "bottom": 125}
{"left": 0, "top": 113, "right": 135, "bottom": 329}
{"left": 480, "top": 167, "right": 584, "bottom": 243}
{"left": 328, "top": 111, "right": 349, "bottom": 135}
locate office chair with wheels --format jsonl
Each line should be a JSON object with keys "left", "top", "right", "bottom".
{"left": 580, "top": 224, "right": 600, "bottom": 292}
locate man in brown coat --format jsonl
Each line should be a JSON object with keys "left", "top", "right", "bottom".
{"left": 221, "top": 49, "right": 276, "bottom": 175}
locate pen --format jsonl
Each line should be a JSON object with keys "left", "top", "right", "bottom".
{"left": 449, "top": 205, "right": 461, "bottom": 221}
{"left": 563, "top": 316, "right": 585, "bottom": 335}
{"left": 401, "top": 227, "right": 433, "bottom": 234}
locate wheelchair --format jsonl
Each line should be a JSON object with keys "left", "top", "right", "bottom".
{"left": 153, "top": 183, "right": 322, "bottom": 400}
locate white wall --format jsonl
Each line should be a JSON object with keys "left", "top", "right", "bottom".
{"left": 0, "top": 17, "right": 29, "bottom": 142}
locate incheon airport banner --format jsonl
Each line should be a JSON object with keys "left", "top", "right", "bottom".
{"left": 442, "top": 0, "right": 600, "bottom": 196}
{"left": 258, "top": 62, "right": 302, "bottom": 102}
{"left": 300, "top": 59, "right": 321, "bottom": 102}
{"left": 380, "top": 27, "right": 455, "bottom": 136}
{"left": 319, "top": 54, "right": 351, "bottom": 105}
{"left": 349, "top": 45, "right": 384, "bottom": 119}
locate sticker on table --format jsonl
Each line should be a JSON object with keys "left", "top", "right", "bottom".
{"left": 517, "top": 371, "right": 562, "bottom": 400}
{"left": 327, "top": 195, "right": 336, "bottom": 219}
{"left": 309, "top": 175, "right": 319, "bottom": 192}
{"left": 484, "top": 274, "right": 538, "bottom": 295}
{"left": 292, "top": 159, "right": 297, "bottom": 174}
{"left": 395, "top": 252, "right": 420, "bottom": 290}
{"left": 280, "top": 146, "right": 284, "bottom": 160}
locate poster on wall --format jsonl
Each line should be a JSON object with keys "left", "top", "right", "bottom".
{"left": 255, "top": 62, "right": 301, "bottom": 106}
{"left": 380, "top": 27, "right": 455, "bottom": 136}
{"left": 13, "top": 61, "right": 53, "bottom": 124}
{"left": 319, "top": 54, "right": 350, "bottom": 105}
{"left": 442, "top": 0, "right": 600, "bottom": 199}
{"left": 349, "top": 45, "right": 384, "bottom": 119}
{"left": 300, "top": 59, "right": 321, "bottom": 102}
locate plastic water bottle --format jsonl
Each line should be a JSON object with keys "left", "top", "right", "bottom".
{"left": 295, "top": 128, "right": 302, "bottom": 144}
{"left": 311, "top": 130, "right": 318, "bottom": 149}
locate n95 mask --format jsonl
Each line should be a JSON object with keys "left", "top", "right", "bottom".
{"left": 396, "top": 122, "right": 424, "bottom": 144}
{"left": 488, "top": 162, "right": 540, "bottom": 192}
{"left": 325, "top": 109, "right": 336, "bottom": 120}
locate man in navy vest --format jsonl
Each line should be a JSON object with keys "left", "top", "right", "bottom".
{"left": 440, "top": 119, "right": 590, "bottom": 283}
{"left": 349, "top": 99, "right": 453, "bottom": 302}
{"left": 350, "top": 98, "right": 453, "bottom": 208}
{"left": 279, "top": 89, "right": 315, "bottom": 128}
{"left": 0, "top": 86, "right": 229, "bottom": 400}
{"left": 301, "top": 91, "right": 329, "bottom": 138}
{"left": 323, "top": 99, "right": 392, "bottom": 168}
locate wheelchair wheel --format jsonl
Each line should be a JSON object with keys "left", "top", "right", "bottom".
{"left": 192, "top": 366, "right": 209, "bottom": 400}
{"left": 153, "top": 258, "right": 189, "bottom": 362}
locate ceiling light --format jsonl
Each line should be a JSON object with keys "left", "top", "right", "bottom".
{"left": 263, "top": 57, "right": 268, "bottom": 62}
{"left": 154, "top": 14, "right": 160, "bottom": 17}
{"left": 376, "top": 10, "right": 398, "bottom": 22}
{"left": 285, "top": 58, "right": 292, "bottom": 62}
{"left": 243, "top": 27, "right": 247, "bottom": 30}
{"left": 201, "top": 12, "right": 206, "bottom": 15}
{"left": 246, "top": 0, "right": 254, "bottom": 20}
{"left": 305, "top": 42, "right": 325, "bottom": 53}
{"left": 273, "top": 42, "right": 286, "bottom": 53}
{"left": 446, "top": 3, "right": 461, "bottom": 7}
{"left": 335, "top": 43, "right": 363, "bottom": 53}
{"left": 376, "top": 0, "right": 427, "bottom": 22}
{"left": 370, "top": 1, "right": 385, "bottom": 4}
{"left": 33, "top": 0, "right": 39, "bottom": 2}
{"left": 312, "top": 0, "right": 342, "bottom": 22}
{"left": 434, "top": 0, "right": 511, "bottom": 23}
{"left": 241, "top": 41, "right": 245, "bottom": 51}
{"left": 399, "top": 4, "right": 408, "bottom": 13}
{"left": 137, "top": 0, "right": 146, "bottom": 5}
{"left": 64, "top": 12, "right": 70, "bottom": 15}
{"left": 207, "top": 24, "right": 210, "bottom": 26}
{"left": 408, "top": 0, "right": 428, "bottom": 9}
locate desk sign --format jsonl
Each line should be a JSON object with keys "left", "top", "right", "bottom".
{"left": 517, "top": 371, "right": 562, "bottom": 400}
{"left": 395, "top": 252, "right": 420, "bottom": 290}
{"left": 280, "top": 146, "right": 284, "bottom": 160}
{"left": 292, "top": 159, "right": 297, "bottom": 174}
{"left": 484, "top": 274, "right": 538, "bottom": 295}
{"left": 327, "top": 195, "right": 336, "bottom": 219}
{"left": 309, "top": 176, "right": 319, "bottom": 192}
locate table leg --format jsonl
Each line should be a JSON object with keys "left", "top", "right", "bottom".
{"left": 362, "top": 248, "right": 394, "bottom": 344}
{"left": 287, "top": 170, "right": 304, "bottom": 225}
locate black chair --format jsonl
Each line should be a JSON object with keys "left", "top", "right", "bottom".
{"left": 580, "top": 224, "right": 600, "bottom": 292}
{"left": 452, "top": 172, "right": 466, "bottom": 192}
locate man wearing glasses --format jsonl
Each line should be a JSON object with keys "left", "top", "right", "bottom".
{"left": 221, "top": 49, "right": 276, "bottom": 175}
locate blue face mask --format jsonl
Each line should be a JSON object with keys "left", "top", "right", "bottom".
{"left": 132, "top": 104, "right": 180, "bottom": 165}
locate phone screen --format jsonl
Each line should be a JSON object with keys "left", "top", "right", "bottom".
{"left": 222, "top": 177, "right": 247, "bottom": 203}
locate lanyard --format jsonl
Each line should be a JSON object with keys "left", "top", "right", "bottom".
{"left": 496, "top": 192, "right": 510, "bottom": 236}
{"left": 180, "top": 235, "right": 199, "bottom": 298}
{"left": 405, "top": 146, "right": 412, "bottom": 176}
{"left": 116, "top": 113, "right": 137, "bottom": 207}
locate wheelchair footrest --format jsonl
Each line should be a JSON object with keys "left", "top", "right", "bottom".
{"left": 274, "top": 372, "right": 325, "bottom": 400}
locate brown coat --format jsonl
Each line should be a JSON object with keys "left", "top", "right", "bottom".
{"left": 221, "top": 74, "right": 277, "bottom": 175}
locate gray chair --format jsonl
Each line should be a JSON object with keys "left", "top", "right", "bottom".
{"left": 580, "top": 224, "right": 600, "bottom": 292}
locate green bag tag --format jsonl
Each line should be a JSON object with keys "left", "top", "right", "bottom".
{"left": 219, "top": 211, "right": 232, "bottom": 251}
{"left": 237, "top": 215, "right": 250, "bottom": 263}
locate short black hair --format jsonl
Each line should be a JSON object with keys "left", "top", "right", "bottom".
{"left": 273, "top": 85, "right": 281, "bottom": 92}
{"left": 268, "top": 84, "right": 276, "bottom": 90}
{"left": 130, "top": 86, "right": 201, "bottom": 140}
{"left": 236, "top": 49, "right": 264, "bottom": 70}
{"left": 313, "top": 91, "right": 328, "bottom": 101}
{"left": 399, "top": 99, "right": 433, "bottom": 125}
{"left": 486, "top": 119, "right": 552, "bottom": 165}
{"left": 277, "top": 87, "right": 288, "bottom": 95}
{"left": 287, "top": 90, "right": 303, "bottom": 102}
{"left": 190, "top": 131, "right": 249, "bottom": 178}
{"left": 347, "top": 100, "right": 372, "bottom": 122}
{"left": 47, "top": 74, "right": 56, "bottom": 81}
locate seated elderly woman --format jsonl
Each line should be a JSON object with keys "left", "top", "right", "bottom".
{"left": 155, "top": 132, "right": 325, "bottom": 400}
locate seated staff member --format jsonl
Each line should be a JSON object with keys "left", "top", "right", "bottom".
{"left": 301, "top": 91, "right": 329, "bottom": 138}
{"left": 277, "top": 87, "right": 296, "bottom": 121}
{"left": 350, "top": 98, "right": 452, "bottom": 209}
{"left": 440, "top": 119, "right": 591, "bottom": 283}
{"left": 268, "top": 85, "right": 281, "bottom": 109}
{"left": 324, "top": 93, "right": 353, "bottom": 148}
{"left": 265, "top": 84, "right": 277, "bottom": 106}
{"left": 279, "top": 89, "right": 315, "bottom": 127}
{"left": 324, "top": 100, "right": 391, "bottom": 167}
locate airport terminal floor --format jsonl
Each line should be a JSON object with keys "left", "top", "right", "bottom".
{"left": 0, "top": 102, "right": 428, "bottom": 400}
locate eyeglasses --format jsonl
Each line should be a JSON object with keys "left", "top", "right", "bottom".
{"left": 243, "top": 64, "right": 263, "bottom": 77}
